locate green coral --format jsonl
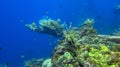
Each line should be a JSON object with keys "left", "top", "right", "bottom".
{"left": 87, "top": 45, "right": 111, "bottom": 67}
{"left": 25, "top": 17, "right": 65, "bottom": 37}
{"left": 64, "top": 52, "right": 73, "bottom": 59}
{"left": 63, "top": 29, "right": 79, "bottom": 43}
{"left": 76, "top": 44, "right": 120, "bottom": 67}
{"left": 25, "top": 18, "right": 120, "bottom": 67}
{"left": 51, "top": 19, "right": 120, "bottom": 67}
{"left": 42, "top": 59, "right": 52, "bottom": 67}
{"left": 25, "top": 22, "right": 38, "bottom": 31}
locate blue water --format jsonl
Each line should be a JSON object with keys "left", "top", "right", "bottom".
{"left": 0, "top": 0, "right": 120, "bottom": 67}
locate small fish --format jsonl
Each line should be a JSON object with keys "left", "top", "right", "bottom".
{"left": 45, "top": 11, "right": 49, "bottom": 14}
{"left": 0, "top": 47, "right": 2, "bottom": 51}
{"left": 21, "top": 55, "right": 25, "bottom": 59}
{"left": 58, "top": 4, "right": 62, "bottom": 8}
{"left": 96, "top": 15, "right": 100, "bottom": 19}
{"left": 87, "top": 7, "right": 90, "bottom": 10}
{"left": 33, "top": 38, "right": 37, "bottom": 41}
{"left": 20, "top": 19, "right": 24, "bottom": 23}
{"left": 49, "top": 43, "right": 52, "bottom": 45}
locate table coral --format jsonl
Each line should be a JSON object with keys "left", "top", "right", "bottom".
{"left": 25, "top": 17, "right": 65, "bottom": 37}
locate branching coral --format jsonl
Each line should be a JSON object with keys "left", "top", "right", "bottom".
{"left": 25, "top": 17, "right": 65, "bottom": 37}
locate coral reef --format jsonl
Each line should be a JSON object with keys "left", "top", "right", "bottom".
{"left": 25, "top": 18, "right": 120, "bottom": 67}
{"left": 51, "top": 19, "right": 120, "bottom": 67}
{"left": 25, "top": 17, "right": 65, "bottom": 37}
{"left": 112, "top": 26, "right": 120, "bottom": 36}
{"left": 25, "top": 58, "right": 52, "bottom": 67}
{"left": 42, "top": 58, "right": 52, "bottom": 67}
{"left": 25, "top": 58, "right": 44, "bottom": 67}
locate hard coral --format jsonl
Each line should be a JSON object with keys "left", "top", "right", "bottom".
{"left": 25, "top": 18, "right": 120, "bottom": 67}
{"left": 25, "top": 17, "right": 65, "bottom": 37}
{"left": 25, "top": 58, "right": 52, "bottom": 67}
{"left": 51, "top": 19, "right": 120, "bottom": 67}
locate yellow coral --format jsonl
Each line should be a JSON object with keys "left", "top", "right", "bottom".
{"left": 100, "top": 45, "right": 109, "bottom": 52}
